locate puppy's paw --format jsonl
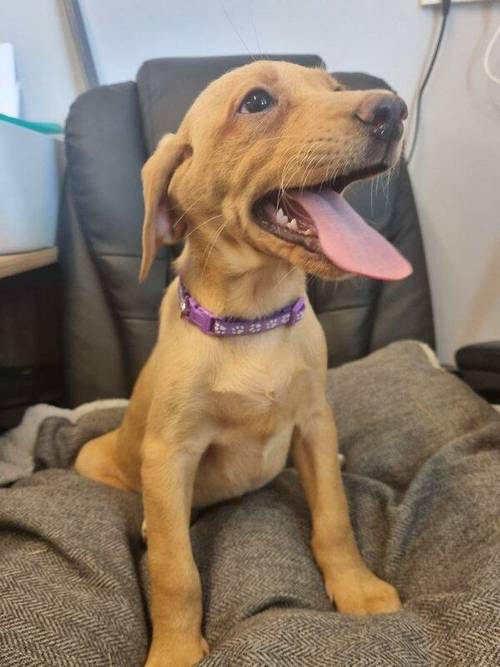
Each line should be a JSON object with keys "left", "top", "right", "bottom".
{"left": 145, "top": 636, "right": 209, "bottom": 666}
{"left": 326, "top": 569, "right": 401, "bottom": 616}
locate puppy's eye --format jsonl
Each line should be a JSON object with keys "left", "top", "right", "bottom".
{"left": 238, "top": 89, "right": 275, "bottom": 114}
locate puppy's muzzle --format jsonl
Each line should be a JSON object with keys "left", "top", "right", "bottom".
{"left": 356, "top": 94, "right": 408, "bottom": 143}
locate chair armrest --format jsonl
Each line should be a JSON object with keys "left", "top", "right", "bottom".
{"left": 455, "top": 341, "right": 500, "bottom": 403}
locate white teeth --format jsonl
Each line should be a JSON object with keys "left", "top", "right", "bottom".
{"left": 270, "top": 208, "right": 313, "bottom": 237}
{"left": 276, "top": 208, "right": 289, "bottom": 226}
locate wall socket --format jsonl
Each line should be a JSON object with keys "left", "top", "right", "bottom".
{"left": 421, "top": 0, "right": 494, "bottom": 5}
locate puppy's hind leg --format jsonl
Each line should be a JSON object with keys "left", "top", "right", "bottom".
{"left": 75, "top": 429, "right": 131, "bottom": 492}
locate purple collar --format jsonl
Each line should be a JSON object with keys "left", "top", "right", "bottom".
{"left": 178, "top": 280, "right": 305, "bottom": 337}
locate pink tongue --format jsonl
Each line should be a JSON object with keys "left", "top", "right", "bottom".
{"left": 288, "top": 190, "right": 412, "bottom": 281}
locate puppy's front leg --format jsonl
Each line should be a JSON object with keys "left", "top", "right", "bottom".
{"left": 292, "top": 403, "right": 401, "bottom": 615}
{"left": 142, "top": 435, "right": 209, "bottom": 667}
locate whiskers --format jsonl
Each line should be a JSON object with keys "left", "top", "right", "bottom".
{"left": 275, "top": 264, "right": 299, "bottom": 288}
{"left": 172, "top": 193, "right": 206, "bottom": 229}
{"left": 221, "top": 1, "right": 269, "bottom": 62}
{"left": 184, "top": 213, "right": 224, "bottom": 240}
{"left": 369, "top": 159, "right": 399, "bottom": 215}
{"left": 202, "top": 217, "right": 231, "bottom": 279}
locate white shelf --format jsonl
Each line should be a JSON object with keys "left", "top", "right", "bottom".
{"left": 0, "top": 247, "right": 58, "bottom": 279}
{"left": 421, "top": 0, "right": 494, "bottom": 5}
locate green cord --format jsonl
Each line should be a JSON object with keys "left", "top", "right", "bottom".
{"left": 0, "top": 113, "right": 63, "bottom": 135}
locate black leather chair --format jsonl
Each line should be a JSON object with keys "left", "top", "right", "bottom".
{"left": 1, "top": 55, "right": 498, "bottom": 667}
{"left": 58, "top": 54, "right": 435, "bottom": 407}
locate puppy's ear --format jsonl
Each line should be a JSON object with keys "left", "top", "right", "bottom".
{"left": 139, "top": 133, "right": 189, "bottom": 283}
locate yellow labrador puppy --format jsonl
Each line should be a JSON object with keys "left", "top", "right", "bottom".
{"left": 76, "top": 60, "right": 411, "bottom": 666}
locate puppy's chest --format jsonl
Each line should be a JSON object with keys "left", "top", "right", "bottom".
{"left": 210, "top": 355, "right": 313, "bottom": 433}
{"left": 200, "top": 367, "right": 299, "bottom": 506}
{"left": 193, "top": 352, "right": 320, "bottom": 507}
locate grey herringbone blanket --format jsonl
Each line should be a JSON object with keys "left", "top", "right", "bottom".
{"left": 1, "top": 341, "right": 499, "bottom": 666}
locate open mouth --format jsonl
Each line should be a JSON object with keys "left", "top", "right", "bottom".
{"left": 253, "top": 163, "right": 412, "bottom": 281}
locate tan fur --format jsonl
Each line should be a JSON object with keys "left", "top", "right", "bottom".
{"left": 75, "top": 61, "right": 402, "bottom": 667}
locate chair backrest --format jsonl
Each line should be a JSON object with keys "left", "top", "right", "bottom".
{"left": 59, "top": 55, "right": 434, "bottom": 406}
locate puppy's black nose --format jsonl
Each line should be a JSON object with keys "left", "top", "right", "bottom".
{"left": 355, "top": 94, "right": 408, "bottom": 142}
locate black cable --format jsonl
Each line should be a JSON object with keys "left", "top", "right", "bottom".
{"left": 406, "top": 0, "right": 451, "bottom": 164}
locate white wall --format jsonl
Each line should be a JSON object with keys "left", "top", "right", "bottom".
{"left": 2, "top": 0, "right": 499, "bottom": 363}
{"left": 409, "top": 6, "right": 500, "bottom": 364}
{"left": 0, "top": 0, "right": 82, "bottom": 123}
{"left": 80, "top": 0, "right": 430, "bottom": 103}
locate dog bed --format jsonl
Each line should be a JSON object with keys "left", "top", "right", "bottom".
{"left": 1, "top": 341, "right": 499, "bottom": 666}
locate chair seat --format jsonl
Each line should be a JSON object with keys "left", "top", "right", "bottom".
{"left": 1, "top": 341, "right": 498, "bottom": 665}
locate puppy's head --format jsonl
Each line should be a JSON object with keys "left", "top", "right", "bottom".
{"left": 140, "top": 60, "right": 411, "bottom": 282}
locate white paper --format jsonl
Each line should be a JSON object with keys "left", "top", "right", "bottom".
{"left": 0, "top": 43, "right": 20, "bottom": 117}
